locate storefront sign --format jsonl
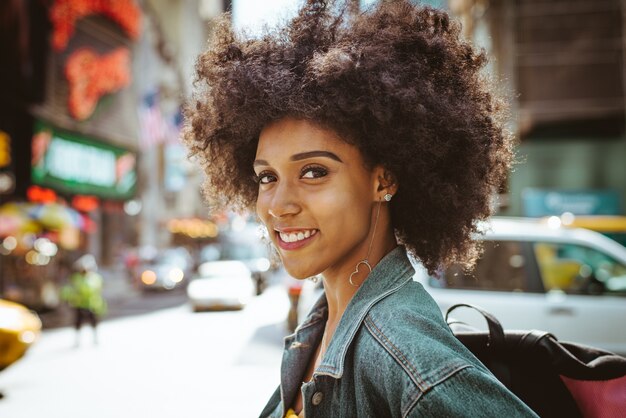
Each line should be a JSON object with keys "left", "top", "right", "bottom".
{"left": 65, "top": 47, "right": 131, "bottom": 120}
{"left": 522, "top": 188, "right": 622, "bottom": 217}
{"left": 0, "top": 130, "right": 11, "bottom": 168}
{"left": 50, "top": 0, "right": 141, "bottom": 51}
{"left": 31, "top": 121, "right": 136, "bottom": 199}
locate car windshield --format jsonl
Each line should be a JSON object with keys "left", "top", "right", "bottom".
{"left": 200, "top": 243, "right": 267, "bottom": 263}
{"left": 154, "top": 250, "right": 189, "bottom": 268}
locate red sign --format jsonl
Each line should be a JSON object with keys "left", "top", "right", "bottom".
{"left": 72, "top": 195, "right": 99, "bottom": 212}
{"left": 65, "top": 48, "right": 131, "bottom": 120}
{"left": 27, "top": 186, "right": 57, "bottom": 203}
{"left": 50, "top": 0, "right": 142, "bottom": 51}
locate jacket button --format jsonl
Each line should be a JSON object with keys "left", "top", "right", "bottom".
{"left": 311, "top": 391, "right": 324, "bottom": 406}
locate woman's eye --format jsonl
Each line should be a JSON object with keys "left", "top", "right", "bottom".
{"left": 301, "top": 166, "right": 328, "bottom": 179}
{"left": 255, "top": 172, "right": 277, "bottom": 185}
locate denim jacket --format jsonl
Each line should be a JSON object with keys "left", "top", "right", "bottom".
{"left": 260, "top": 246, "right": 538, "bottom": 418}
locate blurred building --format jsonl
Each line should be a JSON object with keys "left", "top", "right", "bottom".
{"left": 450, "top": 0, "right": 626, "bottom": 217}
{"left": 0, "top": 0, "right": 226, "bottom": 309}
{"left": 132, "top": 0, "right": 221, "bottom": 253}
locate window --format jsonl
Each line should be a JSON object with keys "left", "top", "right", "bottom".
{"left": 513, "top": 0, "right": 624, "bottom": 138}
{"left": 533, "top": 242, "right": 626, "bottom": 296}
{"left": 429, "top": 240, "right": 528, "bottom": 292}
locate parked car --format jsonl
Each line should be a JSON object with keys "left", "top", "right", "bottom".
{"left": 138, "top": 247, "right": 193, "bottom": 291}
{"left": 0, "top": 299, "right": 42, "bottom": 371}
{"left": 415, "top": 217, "right": 626, "bottom": 355}
{"left": 187, "top": 260, "right": 255, "bottom": 311}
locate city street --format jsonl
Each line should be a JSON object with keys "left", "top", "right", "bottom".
{"left": 0, "top": 284, "right": 290, "bottom": 418}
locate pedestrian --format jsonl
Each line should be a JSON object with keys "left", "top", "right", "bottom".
{"left": 183, "top": 1, "right": 538, "bottom": 416}
{"left": 61, "top": 254, "right": 106, "bottom": 347}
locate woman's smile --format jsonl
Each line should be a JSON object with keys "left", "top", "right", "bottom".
{"left": 275, "top": 228, "right": 319, "bottom": 250}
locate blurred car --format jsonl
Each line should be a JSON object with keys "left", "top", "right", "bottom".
{"left": 187, "top": 260, "right": 255, "bottom": 311}
{"left": 415, "top": 217, "right": 626, "bottom": 355}
{"left": 0, "top": 299, "right": 42, "bottom": 371}
{"left": 138, "top": 247, "right": 193, "bottom": 291}
{"left": 198, "top": 240, "right": 272, "bottom": 295}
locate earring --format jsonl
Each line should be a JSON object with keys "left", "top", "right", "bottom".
{"left": 383, "top": 193, "right": 393, "bottom": 202}
{"left": 349, "top": 200, "right": 382, "bottom": 287}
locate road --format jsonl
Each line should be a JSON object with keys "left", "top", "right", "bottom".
{"left": 0, "top": 284, "right": 290, "bottom": 418}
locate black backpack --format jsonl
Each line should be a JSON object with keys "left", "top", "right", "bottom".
{"left": 446, "top": 304, "right": 626, "bottom": 418}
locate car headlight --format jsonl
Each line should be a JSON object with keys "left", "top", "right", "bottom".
{"left": 256, "top": 258, "right": 271, "bottom": 272}
{"left": 168, "top": 268, "right": 184, "bottom": 283}
{"left": 141, "top": 270, "right": 157, "bottom": 285}
{"left": 19, "top": 330, "right": 37, "bottom": 344}
{"left": 0, "top": 308, "right": 22, "bottom": 331}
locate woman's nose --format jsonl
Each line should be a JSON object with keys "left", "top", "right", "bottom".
{"left": 267, "top": 182, "right": 301, "bottom": 219}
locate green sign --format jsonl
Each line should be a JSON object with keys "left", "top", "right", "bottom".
{"left": 31, "top": 121, "right": 136, "bottom": 199}
{"left": 522, "top": 188, "right": 621, "bottom": 217}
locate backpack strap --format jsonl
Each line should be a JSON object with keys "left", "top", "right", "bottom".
{"left": 446, "top": 303, "right": 511, "bottom": 387}
{"left": 445, "top": 303, "right": 505, "bottom": 350}
{"left": 518, "top": 329, "right": 553, "bottom": 352}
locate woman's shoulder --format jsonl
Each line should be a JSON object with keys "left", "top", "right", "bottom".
{"left": 350, "top": 281, "right": 539, "bottom": 416}
{"left": 354, "top": 279, "right": 490, "bottom": 391}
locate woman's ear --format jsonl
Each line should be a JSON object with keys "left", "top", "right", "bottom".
{"left": 373, "top": 166, "right": 398, "bottom": 198}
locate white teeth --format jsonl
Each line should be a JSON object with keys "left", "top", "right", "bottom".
{"left": 278, "top": 229, "right": 317, "bottom": 243}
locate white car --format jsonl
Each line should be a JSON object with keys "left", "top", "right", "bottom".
{"left": 414, "top": 217, "right": 626, "bottom": 355}
{"left": 187, "top": 260, "right": 255, "bottom": 311}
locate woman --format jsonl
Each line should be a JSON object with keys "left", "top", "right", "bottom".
{"left": 184, "top": 1, "right": 537, "bottom": 416}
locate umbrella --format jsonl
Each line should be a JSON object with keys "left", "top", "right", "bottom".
{"left": 0, "top": 203, "right": 31, "bottom": 237}
{"left": 28, "top": 203, "right": 84, "bottom": 231}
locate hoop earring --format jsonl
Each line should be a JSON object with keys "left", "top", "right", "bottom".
{"left": 349, "top": 200, "right": 382, "bottom": 287}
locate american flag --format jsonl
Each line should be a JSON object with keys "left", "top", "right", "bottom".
{"left": 138, "top": 91, "right": 165, "bottom": 150}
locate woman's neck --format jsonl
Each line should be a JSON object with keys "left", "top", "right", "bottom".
{"left": 322, "top": 223, "right": 397, "bottom": 328}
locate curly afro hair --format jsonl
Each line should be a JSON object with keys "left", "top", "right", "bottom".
{"left": 183, "top": 0, "right": 513, "bottom": 275}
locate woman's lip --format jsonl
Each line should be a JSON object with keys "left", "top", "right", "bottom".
{"left": 275, "top": 230, "right": 318, "bottom": 251}
{"left": 274, "top": 227, "right": 317, "bottom": 233}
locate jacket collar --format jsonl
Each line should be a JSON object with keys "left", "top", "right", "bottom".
{"left": 314, "top": 245, "right": 415, "bottom": 379}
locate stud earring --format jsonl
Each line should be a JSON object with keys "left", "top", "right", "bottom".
{"left": 383, "top": 193, "right": 393, "bottom": 202}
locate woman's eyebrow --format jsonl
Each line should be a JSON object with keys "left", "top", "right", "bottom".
{"left": 291, "top": 150, "right": 343, "bottom": 162}
{"left": 253, "top": 150, "right": 343, "bottom": 167}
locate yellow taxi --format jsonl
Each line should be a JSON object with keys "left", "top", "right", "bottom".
{"left": 561, "top": 215, "right": 626, "bottom": 247}
{"left": 0, "top": 299, "right": 42, "bottom": 371}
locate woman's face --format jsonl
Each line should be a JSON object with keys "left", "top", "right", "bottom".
{"left": 255, "top": 118, "right": 380, "bottom": 280}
